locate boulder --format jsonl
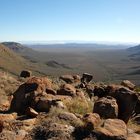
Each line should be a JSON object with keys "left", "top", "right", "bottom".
{"left": 107, "top": 85, "right": 138, "bottom": 123}
{"left": 57, "top": 84, "right": 76, "bottom": 97}
{"left": 26, "top": 76, "right": 52, "bottom": 93}
{"left": 81, "top": 73, "right": 93, "bottom": 83}
{"left": 60, "top": 75, "right": 74, "bottom": 83}
{"left": 10, "top": 76, "right": 52, "bottom": 114}
{"left": 94, "top": 119, "right": 127, "bottom": 140}
{"left": 26, "top": 107, "right": 38, "bottom": 118}
{"left": 20, "top": 70, "right": 32, "bottom": 78}
{"left": 60, "top": 74, "right": 81, "bottom": 84}
{"left": 36, "top": 97, "right": 52, "bottom": 112}
{"left": 93, "top": 96, "right": 118, "bottom": 119}
{"left": 94, "top": 85, "right": 107, "bottom": 98}
{"left": 83, "top": 113, "right": 101, "bottom": 130}
{"left": 121, "top": 80, "right": 135, "bottom": 90}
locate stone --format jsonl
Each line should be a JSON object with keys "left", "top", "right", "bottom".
{"left": 60, "top": 75, "right": 74, "bottom": 83}
{"left": 106, "top": 85, "right": 138, "bottom": 123}
{"left": 94, "top": 119, "right": 127, "bottom": 140}
{"left": 26, "top": 107, "right": 38, "bottom": 118}
{"left": 93, "top": 96, "right": 118, "bottom": 119}
{"left": 121, "top": 80, "right": 135, "bottom": 90}
{"left": 83, "top": 113, "right": 101, "bottom": 130}
{"left": 57, "top": 84, "right": 76, "bottom": 97}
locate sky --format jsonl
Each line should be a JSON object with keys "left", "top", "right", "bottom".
{"left": 0, "top": 0, "right": 140, "bottom": 43}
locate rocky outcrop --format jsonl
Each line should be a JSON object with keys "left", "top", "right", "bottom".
{"left": 93, "top": 96, "right": 118, "bottom": 119}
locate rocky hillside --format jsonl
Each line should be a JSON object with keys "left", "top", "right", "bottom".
{"left": 0, "top": 43, "right": 45, "bottom": 76}
{"left": 0, "top": 72, "right": 140, "bottom": 140}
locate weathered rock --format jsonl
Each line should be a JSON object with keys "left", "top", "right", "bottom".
{"left": 10, "top": 76, "right": 52, "bottom": 114}
{"left": 83, "top": 113, "right": 101, "bottom": 130}
{"left": 94, "top": 119, "right": 127, "bottom": 140}
{"left": 46, "top": 87, "right": 56, "bottom": 95}
{"left": 93, "top": 96, "right": 118, "bottom": 119}
{"left": 26, "top": 107, "right": 38, "bottom": 118}
{"left": 94, "top": 85, "right": 107, "bottom": 98}
{"left": 121, "top": 80, "right": 135, "bottom": 90}
{"left": 26, "top": 76, "right": 52, "bottom": 93}
{"left": 60, "top": 74, "right": 81, "bottom": 84}
{"left": 60, "top": 75, "right": 74, "bottom": 83}
{"left": 57, "top": 84, "right": 76, "bottom": 97}
{"left": 20, "top": 70, "right": 32, "bottom": 78}
{"left": 36, "top": 97, "right": 52, "bottom": 112}
{"left": 81, "top": 73, "right": 93, "bottom": 83}
{"left": 106, "top": 85, "right": 138, "bottom": 123}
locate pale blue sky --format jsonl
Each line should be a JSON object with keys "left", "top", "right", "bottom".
{"left": 0, "top": 0, "right": 140, "bottom": 43}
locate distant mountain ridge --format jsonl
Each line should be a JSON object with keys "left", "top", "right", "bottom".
{"left": 127, "top": 44, "right": 140, "bottom": 52}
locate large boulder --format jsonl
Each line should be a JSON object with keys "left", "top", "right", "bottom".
{"left": 121, "top": 80, "right": 135, "bottom": 90}
{"left": 94, "top": 119, "right": 127, "bottom": 140}
{"left": 106, "top": 85, "right": 138, "bottom": 123}
{"left": 57, "top": 84, "right": 76, "bottom": 97}
{"left": 93, "top": 96, "right": 118, "bottom": 119}
{"left": 10, "top": 76, "right": 52, "bottom": 114}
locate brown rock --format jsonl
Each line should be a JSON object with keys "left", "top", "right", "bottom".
{"left": 60, "top": 75, "right": 74, "bottom": 83}
{"left": 94, "top": 119, "right": 127, "bottom": 140}
{"left": 107, "top": 85, "right": 138, "bottom": 123}
{"left": 10, "top": 76, "right": 52, "bottom": 114}
{"left": 83, "top": 113, "right": 101, "bottom": 130}
{"left": 121, "top": 80, "right": 135, "bottom": 90}
{"left": 26, "top": 76, "right": 52, "bottom": 93}
{"left": 26, "top": 107, "right": 38, "bottom": 118}
{"left": 57, "top": 84, "right": 76, "bottom": 97}
{"left": 36, "top": 97, "right": 52, "bottom": 112}
{"left": 93, "top": 96, "right": 118, "bottom": 119}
